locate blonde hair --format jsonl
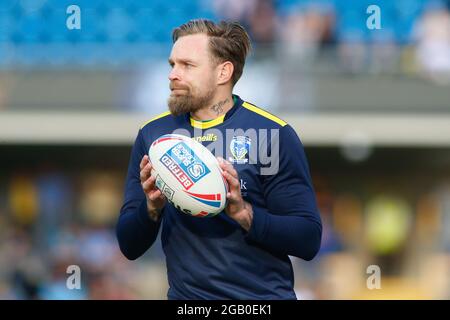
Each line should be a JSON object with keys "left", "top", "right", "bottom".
{"left": 172, "top": 19, "right": 251, "bottom": 85}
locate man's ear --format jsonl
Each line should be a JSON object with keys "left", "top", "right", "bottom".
{"left": 217, "top": 61, "right": 234, "bottom": 85}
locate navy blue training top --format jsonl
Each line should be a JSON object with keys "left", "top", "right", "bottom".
{"left": 116, "top": 95, "right": 322, "bottom": 300}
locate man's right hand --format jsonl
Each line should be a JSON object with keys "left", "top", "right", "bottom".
{"left": 140, "top": 155, "right": 166, "bottom": 221}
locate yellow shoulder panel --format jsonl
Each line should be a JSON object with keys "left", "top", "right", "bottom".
{"left": 242, "top": 102, "right": 287, "bottom": 127}
{"left": 140, "top": 111, "right": 171, "bottom": 129}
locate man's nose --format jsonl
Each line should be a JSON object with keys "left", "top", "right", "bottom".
{"left": 168, "top": 67, "right": 180, "bottom": 81}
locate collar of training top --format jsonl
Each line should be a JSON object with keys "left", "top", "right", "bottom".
{"left": 188, "top": 94, "right": 241, "bottom": 129}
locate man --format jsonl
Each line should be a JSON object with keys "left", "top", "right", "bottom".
{"left": 116, "top": 19, "right": 322, "bottom": 300}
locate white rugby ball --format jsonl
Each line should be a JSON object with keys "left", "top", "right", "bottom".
{"left": 148, "top": 133, "right": 228, "bottom": 217}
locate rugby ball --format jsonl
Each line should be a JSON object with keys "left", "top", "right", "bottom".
{"left": 148, "top": 133, "right": 228, "bottom": 217}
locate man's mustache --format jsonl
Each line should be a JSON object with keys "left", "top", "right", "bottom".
{"left": 170, "top": 84, "right": 189, "bottom": 91}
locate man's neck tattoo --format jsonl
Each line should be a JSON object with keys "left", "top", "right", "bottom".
{"left": 211, "top": 98, "right": 229, "bottom": 116}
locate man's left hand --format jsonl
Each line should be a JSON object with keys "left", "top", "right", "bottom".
{"left": 217, "top": 157, "right": 253, "bottom": 231}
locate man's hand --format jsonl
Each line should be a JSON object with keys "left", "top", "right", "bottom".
{"left": 217, "top": 157, "right": 253, "bottom": 231}
{"left": 140, "top": 155, "right": 166, "bottom": 221}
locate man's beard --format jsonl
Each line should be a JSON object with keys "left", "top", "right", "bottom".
{"left": 168, "top": 87, "right": 215, "bottom": 117}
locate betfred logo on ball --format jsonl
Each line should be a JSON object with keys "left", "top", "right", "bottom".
{"left": 149, "top": 134, "right": 227, "bottom": 217}
{"left": 159, "top": 142, "right": 211, "bottom": 190}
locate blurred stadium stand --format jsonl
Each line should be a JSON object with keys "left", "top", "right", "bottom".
{"left": 1, "top": 0, "right": 450, "bottom": 299}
